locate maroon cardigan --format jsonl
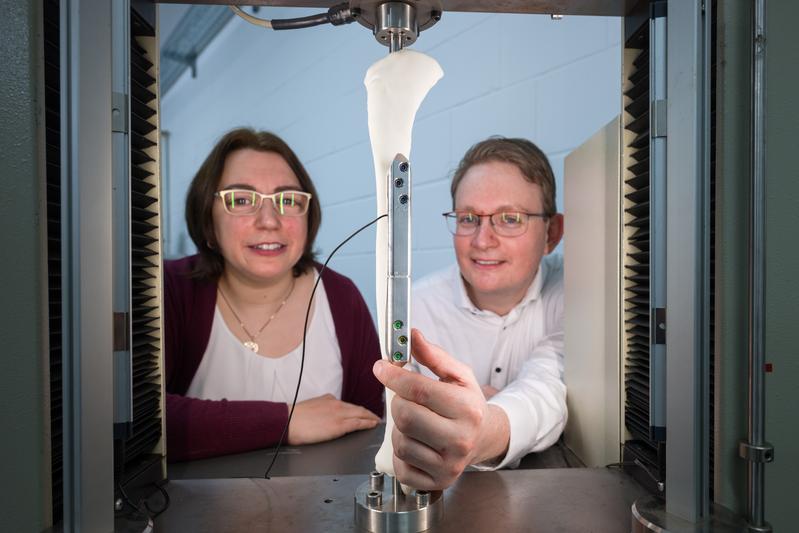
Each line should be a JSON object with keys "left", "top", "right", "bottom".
{"left": 164, "top": 255, "right": 384, "bottom": 462}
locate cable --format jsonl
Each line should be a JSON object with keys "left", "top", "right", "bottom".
{"left": 606, "top": 459, "right": 665, "bottom": 492}
{"left": 143, "top": 482, "right": 171, "bottom": 518}
{"left": 264, "top": 213, "right": 387, "bottom": 478}
{"left": 230, "top": 3, "right": 358, "bottom": 32}
{"left": 229, "top": 6, "right": 272, "bottom": 29}
{"left": 114, "top": 438, "right": 171, "bottom": 523}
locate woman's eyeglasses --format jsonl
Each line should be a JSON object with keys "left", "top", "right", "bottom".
{"left": 442, "top": 210, "right": 549, "bottom": 237}
{"left": 215, "top": 189, "right": 312, "bottom": 216}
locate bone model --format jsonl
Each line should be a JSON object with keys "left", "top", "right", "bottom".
{"left": 364, "top": 49, "right": 443, "bottom": 478}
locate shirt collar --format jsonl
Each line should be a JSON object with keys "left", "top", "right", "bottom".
{"left": 451, "top": 258, "right": 549, "bottom": 317}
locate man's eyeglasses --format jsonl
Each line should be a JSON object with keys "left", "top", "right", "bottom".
{"left": 215, "top": 189, "right": 312, "bottom": 216}
{"left": 442, "top": 210, "right": 549, "bottom": 237}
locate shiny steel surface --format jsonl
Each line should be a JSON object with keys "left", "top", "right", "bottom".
{"left": 742, "top": 1, "right": 772, "bottom": 530}
{"left": 387, "top": 155, "right": 411, "bottom": 363}
{"left": 373, "top": 2, "right": 418, "bottom": 49}
{"left": 632, "top": 496, "right": 749, "bottom": 533}
{"left": 156, "top": 468, "right": 649, "bottom": 532}
{"left": 354, "top": 475, "right": 443, "bottom": 532}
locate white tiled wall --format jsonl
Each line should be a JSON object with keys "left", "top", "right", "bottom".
{"left": 161, "top": 8, "right": 621, "bottom": 319}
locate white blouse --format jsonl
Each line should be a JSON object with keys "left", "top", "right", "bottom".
{"left": 186, "top": 274, "right": 343, "bottom": 404}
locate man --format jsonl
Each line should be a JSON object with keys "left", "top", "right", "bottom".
{"left": 372, "top": 137, "right": 565, "bottom": 490}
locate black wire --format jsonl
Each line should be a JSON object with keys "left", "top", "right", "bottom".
{"left": 264, "top": 213, "right": 388, "bottom": 478}
{"left": 115, "top": 437, "right": 171, "bottom": 522}
{"left": 271, "top": 13, "right": 330, "bottom": 30}
{"left": 271, "top": 3, "right": 357, "bottom": 31}
{"left": 143, "top": 482, "right": 171, "bottom": 518}
{"left": 118, "top": 478, "right": 171, "bottom": 522}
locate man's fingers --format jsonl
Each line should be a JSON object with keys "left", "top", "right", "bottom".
{"left": 410, "top": 329, "right": 477, "bottom": 389}
{"left": 393, "top": 454, "right": 438, "bottom": 492}
{"left": 391, "top": 426, "right": 442, "bottom": 469}
{"left": 373, "top": 360, "right": 473, "bottom": 418}
{"left": 391, "top": 394, "right": 463, "bottom": 451}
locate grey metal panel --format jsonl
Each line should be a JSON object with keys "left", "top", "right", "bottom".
{"left": 159, "top": 0, "right": 636, "bottom": 17}
{"left": 0, "top": 0, "right": 50, "bottom": 529}
{"left": 649, "top": 10, "right": 667, "bottom": 437}
{"left": 713, "top": 0, "right": 750, "bottom": 515}
{"left": 664, "top": 0, "right": 710, "bottom": 523}
{"left": 61, "top": 0, "right": 116, "bottom": 531}
{"left": 112, "top": 0, "right": 134, "bottom": 433}
{"left": 156, "top": 469, "right": 648, "bottom": 532}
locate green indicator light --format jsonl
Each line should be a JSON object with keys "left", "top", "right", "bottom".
{"left": 393, "top": 320, "right": 403, "bottom": 330}
{"left": 398, "top": 335, "right": 408, "bottom": 345}
{"left": 392, "top": 352, "right": 403, "bottom": 361}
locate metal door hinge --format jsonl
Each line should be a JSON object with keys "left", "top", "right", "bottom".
{"left": 113, "top": 311, "right": 129, "bottom": 351}
{"left": 651, "top": 99, "right": 667, "bottom": 138}
{"left": 112, "top": 91, "right": 128, "bottom": 133}
{"left": 739, "top": 441, "right": 774, "bottom": 463}
{"left": 652, "top": 307, "right": 666, "bottom": 344}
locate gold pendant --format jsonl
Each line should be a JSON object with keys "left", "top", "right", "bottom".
{"left": 243, "top": 341, "right": 259, "bottom": 352}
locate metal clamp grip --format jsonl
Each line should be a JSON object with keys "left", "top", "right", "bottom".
{"left": 738, "top": 441, "right": 774, "bottom": 463}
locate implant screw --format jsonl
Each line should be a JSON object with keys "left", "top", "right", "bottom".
{"left": 367, "top": 490, "right": 383, "bottom": 508}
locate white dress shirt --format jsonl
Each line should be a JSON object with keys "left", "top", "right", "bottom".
{"left": 410, "top": 253, "right": 566, "bottom": 469}
{"left": 186, "top": 272, "right": 343, "bottom": 404}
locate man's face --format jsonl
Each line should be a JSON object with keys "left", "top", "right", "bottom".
{"left": 453, "top": 160, "right": 563, "bottom": 312}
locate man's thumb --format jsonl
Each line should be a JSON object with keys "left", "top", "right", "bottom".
{"left": 411, "top": 328, "right": 475, "bottom": 387}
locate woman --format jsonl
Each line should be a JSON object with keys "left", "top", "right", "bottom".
{"left": 164, "top": 128, "right": 383, "bottom": 462}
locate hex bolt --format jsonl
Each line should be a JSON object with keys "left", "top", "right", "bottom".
{"left": 367, "top": 490, "right": 383, "bottom": 508}
{"left": 369, "top": 471, "right": 385, "bottom": 491}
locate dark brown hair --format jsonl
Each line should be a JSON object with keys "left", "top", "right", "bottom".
{"left": 184, "top": 128, "right": 321, "bottom": 281}
{"left": 450, "top": 136, "right": 557, "bottom": 216}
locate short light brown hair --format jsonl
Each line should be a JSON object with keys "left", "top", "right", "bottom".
{"left": 185, "top": 128, "right": 321, "bottom": 281}
{"left": 450, "top": 137, "right": 557, "bottom": 216}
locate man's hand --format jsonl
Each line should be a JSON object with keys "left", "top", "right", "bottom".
{"left": 287, "top": 394, "right": 380, "bottom": 445}
{"left": 481, "top": 385, "right": 499, "bottom": 399}
{"left": 372, "top": 329, "right": 510, "bottom": 490}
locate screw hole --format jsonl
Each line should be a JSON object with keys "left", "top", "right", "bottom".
{"left": 324, "top": 498, "right": 333, "bottom": 503}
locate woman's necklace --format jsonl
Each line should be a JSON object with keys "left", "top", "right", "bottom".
{"left": 217, "top": 277, "right": 296, "bottom": 353}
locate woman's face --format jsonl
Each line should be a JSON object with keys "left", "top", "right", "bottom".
{"left": 212, "top": 148, "right": 308, "bottom": 284}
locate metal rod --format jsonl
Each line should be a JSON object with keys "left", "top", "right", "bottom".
{"left": 748, "top": 0, "right": 767, "bottom": 528}
{"left": 389, "top": 31, "right": 402, "bottom": 52}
